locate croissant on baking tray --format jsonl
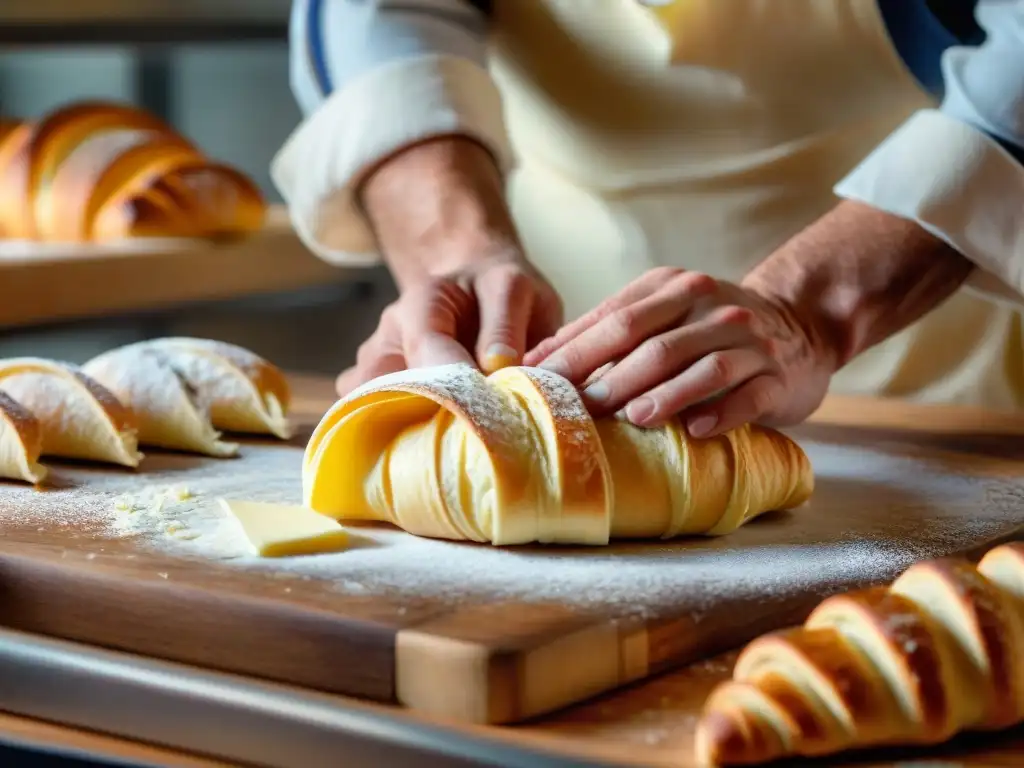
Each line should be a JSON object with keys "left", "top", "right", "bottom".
{"left": 0, "top": 100, "right": 265, "bottom": 243}
{"left": 302, "top": 363, "right": 814, "bottom": 546}
{"left": 696, "top": 542, "right": 1024, "bottom": 766}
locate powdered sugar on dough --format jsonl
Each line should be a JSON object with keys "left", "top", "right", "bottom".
{"left": 0, "top": 438, "right": 1021, "bottom": 618}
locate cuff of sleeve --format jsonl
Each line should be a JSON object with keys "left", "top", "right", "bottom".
{"left": 270, "top": 54, "right": 512, "bottom": 267}
{"left": 834, "top": 108, "right": 1024, "bottom": 309}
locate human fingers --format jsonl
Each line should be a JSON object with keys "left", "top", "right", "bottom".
{"left": 523, "top": 267, "right": 691, "bottom": 366}
{"left": 525, "top": 281, "right": 565, "bottom": 353}
{"left": 334, "top": 351, "right": 406, "bottom": 397}
{"left": 578, "top": 306, "right": 758, "bottom": 414}
{"left": 473, "top": 264, "right": 536, "bottom": 373}
{"left": 533, "top": 272, "right": 717, "bottom": 383}
{"left": 623, "top": 346, "right": 773, "bottom": 429}
{"left": 680, "top": 373, "right": 785, "bottom": 438}
{"left": 401, "top": 280, "right": 478, "bottom": 369}
{"left": 335, "top": 312, "right": 408, "bottom": 396}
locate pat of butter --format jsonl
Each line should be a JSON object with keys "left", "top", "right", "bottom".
{"left": 218, "top": 499, "right": 348, "bottom": 558}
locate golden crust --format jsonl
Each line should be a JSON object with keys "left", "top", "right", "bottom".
{"left": 698, "top": 543, "right": 1024, "bottom": 766}
{"left": 895, "top": 558, "right": 1022, "bottom": 729}
{"left": 63, "top": 135, "right": 201, "bottom": 242}
{"left": 0, "top": 100, "right": 265, "bottom": 243}
{"left": 0, "top": 121, "right": 33, "bottom": 238}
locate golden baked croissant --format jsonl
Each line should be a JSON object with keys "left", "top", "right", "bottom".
{"left": 696, "top": 542, "right": 1024, "bottom": 766}
{"left": 302, "top": 364, "right": 813, "bottom": 546}
{"left": 0, "top": 100, "right": 265, "bottom": 242}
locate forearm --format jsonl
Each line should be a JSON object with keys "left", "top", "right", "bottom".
{"left": 274, "top": 0, "right": 511, "bottom": 268}
{"left": 360, "top": 136, "right": 522, "bottom": 291}
{"left": 834, "top": 0, "right": 1024, "bottom": 305}
{"left": 743, "top": 201, "right": 974, "bottom": 370}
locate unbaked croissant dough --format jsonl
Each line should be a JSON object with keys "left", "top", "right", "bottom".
{"left": 303, "top": 363, "right": 813, "bottom": 546}
{"left": 83, "top": 337, "right": 291, "bottom": 456}
{"left": 696, "top": 542, "right": 1024, "bottom": 766}
{"left": 0, "top": 358, "right": 142, "bottom": 467}
{"left": 0, "top": 391, "right": 47, "bottom": 484}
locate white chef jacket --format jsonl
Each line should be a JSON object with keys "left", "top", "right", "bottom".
{"left": 272, "top": 0, "right": 1024, "bottom": 410}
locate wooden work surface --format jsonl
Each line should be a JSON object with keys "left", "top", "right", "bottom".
{"left": 1, "top": 376, "right": 1023, "bottom": 768}
{"left": 0, "top": 206, "right": 349, "bottom": 328}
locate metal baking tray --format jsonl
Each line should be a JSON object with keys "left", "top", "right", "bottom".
{"left": 0, "top": 627, "right": 614, "bottom": 767}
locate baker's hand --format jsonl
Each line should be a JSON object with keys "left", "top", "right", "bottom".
{"left": 336, "top": 256, "right": 562, "bottom": 397}
{"left": 523, "top": 267, "right": 834, "bottom": 437}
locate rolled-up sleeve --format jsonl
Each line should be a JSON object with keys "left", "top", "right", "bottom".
{"left": 272, "top": 0, "right": 511, "bottom": 266}
{"left": 835, "top": 0, "right": 1024, "bottom": 306}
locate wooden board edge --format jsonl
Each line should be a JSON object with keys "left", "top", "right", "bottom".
{"left": 395, "top": 611, "right": 650, "bottom": 725}
{"left": 0, "top": 551, "right": 401, "bottom": 702}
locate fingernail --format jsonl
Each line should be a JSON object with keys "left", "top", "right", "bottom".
{"left": 537, "top": 358, "right": 569, "bottom": 377}
{"left": 626, "top": 397, "right": 655, "bottom": 424}
{"left": 687, "top": 414, "right": 718, "bottom": 438}
{"left": 483, "top": 343, "right": 520, "bottom": 373}
{"left": 582, "top": 380, "right": 610, "bottom": 402}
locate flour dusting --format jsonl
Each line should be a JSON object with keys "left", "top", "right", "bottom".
{"left": 0, "top": 438, "right": 1021, "bottom": 619}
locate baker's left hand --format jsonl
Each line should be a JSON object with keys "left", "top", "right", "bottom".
{"left": 522, "top": 267, "right": 835, "bottom": 438}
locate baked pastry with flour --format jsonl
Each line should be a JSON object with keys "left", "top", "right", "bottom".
{"left": 302, "top": 363, "right": 813, "bottom": 546}
{"left": 0, "top": 358, "right": 141, "bottom": 468}
{"left": 84, "top": 337, "right": 292, "bottom": 457}
{"left": 696, "top": 542, "right": 1024, "bottom": 766}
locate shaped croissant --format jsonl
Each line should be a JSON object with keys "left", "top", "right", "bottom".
{"left": 84, "top": 336, "right": 292, "bottom": 457}
{"left": 0, "top": 100, "right": 265, "bottom": 242}
{"left": 0, "top": 391, "right": 47, "bottom": 484}
{"left": 303, "top": 364, "right": 813, "bottom": 546}
{"left": 696, "top": 542, "right": 1024, "bottom": 766}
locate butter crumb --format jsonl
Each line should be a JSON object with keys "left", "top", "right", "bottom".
{"left": 170, "top": 486, "right": 193, "bottom": 501}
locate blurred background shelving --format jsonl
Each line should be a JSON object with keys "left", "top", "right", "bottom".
{"left": 0, "top": 1, "right": 289, "bottom": 44}
{"left": 0, "top": 0, "right": 396, "bottom": 374}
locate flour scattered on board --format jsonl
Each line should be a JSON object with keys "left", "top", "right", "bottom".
{"left": 0, "top": 438, "right": 1022, "bottom": 618}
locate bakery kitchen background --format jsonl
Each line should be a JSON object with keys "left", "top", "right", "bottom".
{"left": 0, "top": 16, "right": 394, "bottom": 375}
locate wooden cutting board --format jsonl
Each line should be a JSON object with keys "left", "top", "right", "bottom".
{"left": 0, "top": 378, "right": 1021, "bottom": 726}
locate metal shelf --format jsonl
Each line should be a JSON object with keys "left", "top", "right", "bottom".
{"left": 0, "top": 1, "right": 288, "bottom": 45}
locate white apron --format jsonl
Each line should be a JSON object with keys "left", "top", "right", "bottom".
{"left": 488, "top": 0, "right": 1024, "bottom": 410}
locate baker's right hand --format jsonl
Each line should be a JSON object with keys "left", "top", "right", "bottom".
{"left": 335, "top": 255, "right": 562, "bottom": 397}
{"left": 334, "top": 136, "right": 562, "bottom": 397}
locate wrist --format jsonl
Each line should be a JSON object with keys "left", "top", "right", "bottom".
{"left": 358, "top": 135, "right": 524, "bottom": 289}
{"left": 742, "top": 201, "right": 972, "bottom": 370}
